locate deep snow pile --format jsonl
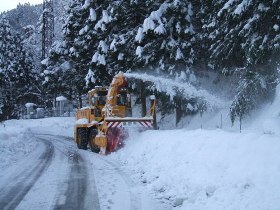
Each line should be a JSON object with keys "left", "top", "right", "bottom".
{"left": 111, "top": 129, "right": 280, "bottom": 210}
{"left": 0, "top": 117, "right": 75, "bottom": 170}
{"left": 0, "top": 121, "right": 36, "bottom": 170}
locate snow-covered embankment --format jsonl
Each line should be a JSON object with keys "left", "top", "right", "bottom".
{"left": 0, "top": 117, "right": 75, "bottom": 170}
{"left": 111, "top": 129, "right": 280, "bottom": 210}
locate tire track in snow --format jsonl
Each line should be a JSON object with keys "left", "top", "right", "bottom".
{"left": 39, "top": 134, "right": 138, "bottom": 210}
{"left": 34, "top": 133, "right": 143, "bottom": 210}
{"left": 90, "top": 154, "right": 141, "bottom": 210}
{"left": 54, "top": 152, "right": 88, "bottom": 210}
{"left": 35, "top": 134, "right": 100, "bottom": 210}
{"left": 0, "top": 138, "right": 54, "bottom": 210}
{"left": 31, "top": 133, "right": 166, "bottom": 210}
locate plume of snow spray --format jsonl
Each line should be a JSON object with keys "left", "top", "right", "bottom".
{"left": 124, "top": 72, "right": 227, "bottom": 108}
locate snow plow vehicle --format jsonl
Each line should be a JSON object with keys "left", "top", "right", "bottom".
{"left": 74, "top": 72, "right": 156, "bottom": 155}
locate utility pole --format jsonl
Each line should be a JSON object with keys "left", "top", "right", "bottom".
{"left": 42, "top": 0, "right": 54, "bottom": 60}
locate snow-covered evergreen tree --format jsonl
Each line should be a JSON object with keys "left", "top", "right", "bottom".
{"left": 1, "top": 3, "right": 42, "bottom": 32}
{"left": 53, "top": 0, "right": 69, "bottom": 41}
{"left": 205, "top": 0, "right": 279, "bottom": 70}
{"left": 200, "top": 0, "right": 280, "bottom": 122}
{"left": 0, "top": 17, "right": 40, "bottom": 120}
{"left": 134, "top": 0, "right": 196, "bottom": 76}
{"left": 43, "top": 0, "right": 87, "bottom": 107}
{"left": 42, "top": 0, "right": 280, "bottom": 122}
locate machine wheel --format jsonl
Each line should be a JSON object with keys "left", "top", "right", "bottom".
{"left": 89, "top": 128, "right": 99, "bottom": 153}
{"left": 77, "top": 128, "right": 88, "bottom": 150}
{"left": 76, "top": 129, "right": 82, "bottom": 149}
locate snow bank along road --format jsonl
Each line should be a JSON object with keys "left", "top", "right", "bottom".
{"left": 0, "top": 126, "right": 165, "bottom": 210}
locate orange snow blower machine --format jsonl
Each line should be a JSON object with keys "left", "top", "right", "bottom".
{"left": 74, "top": 72, "right": 156, "bottom": 155}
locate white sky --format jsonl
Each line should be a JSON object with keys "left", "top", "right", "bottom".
{"left": 0, "top": 0, "right": 43, "bottom": 13}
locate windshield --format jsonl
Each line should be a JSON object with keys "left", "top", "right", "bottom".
{"left": 97, "top": 91, "right": 107, "bottom": 105}
{"left": 117, "top": 92, "right": 127, "bottom": 106}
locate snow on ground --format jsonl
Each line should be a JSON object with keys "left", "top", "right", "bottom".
{"left": 0, "top": 121, "right": 36, "bottom": 170}
{"left": 0, "top": 117, "right": 75, "bottom": 170}
{"left": 0, "top": 85, "right": 280, "bottom": 210}
{"left": 111, "top": 129, "right": 280, "bottom": 210}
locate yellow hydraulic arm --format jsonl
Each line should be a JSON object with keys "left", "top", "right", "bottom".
{"left": 95, "top": 72, "right": 127, "bottom": 154}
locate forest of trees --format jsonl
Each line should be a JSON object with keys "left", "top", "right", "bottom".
{"left": 0, "top": 0, "right": 279, "bottom": 123}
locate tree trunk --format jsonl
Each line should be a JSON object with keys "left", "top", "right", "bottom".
{"left": 175, "top": 97, "right": 182, "bottom": 127}
{"left": 140, "top": 81, "right": 146, "bottom": 117}
{"left": 78, "top": 93, "right": 83, "bottom": 108}
{"left": 152, "top": 99, "right": 157, "bottom": 130}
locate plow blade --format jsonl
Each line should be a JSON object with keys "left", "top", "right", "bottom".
{"left": 104, "top": 117, "right": 154, "bottom": 152}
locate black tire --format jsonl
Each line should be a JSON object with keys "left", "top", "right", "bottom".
{"left": 76, "top": 128, "right": 82, "bottom": 149}
{"left": 77, "top": 128, "right": 88, "bottom": 150}
{"left": 88, "top": 128, "right": 99, "bottom": 153}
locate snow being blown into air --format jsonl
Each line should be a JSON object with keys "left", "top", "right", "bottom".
{"left": 124, "top": 72, "right": 227, "bottom": 108}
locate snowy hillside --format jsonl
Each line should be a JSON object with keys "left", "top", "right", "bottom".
{"left": 0, "top": 85, "right": 280, "bottom": 210}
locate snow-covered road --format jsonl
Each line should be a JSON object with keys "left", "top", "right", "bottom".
{"left": 0, "top": 123, "right": 168, "bottom": 210}
{"left": 0, "top": 131, "right": 99, "bottom": 210}
{"left": 0, "top": 136, "right": 54, "bottom": 209}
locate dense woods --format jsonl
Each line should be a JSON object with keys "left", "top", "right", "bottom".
{"left": 0, "top": 0, "right": 279, "bottom": 123}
